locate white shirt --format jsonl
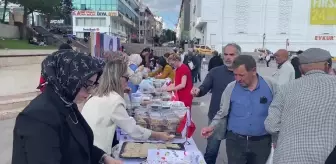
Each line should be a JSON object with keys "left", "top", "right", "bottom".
{"left": 272, "top": 60, "right": 295, "bottom": 85}
{"left": 81, "top": 92, "right": 151, "bottom": 154}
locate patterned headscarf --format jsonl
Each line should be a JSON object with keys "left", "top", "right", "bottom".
{"left": 41, "top": 50, "right": 104, "bottom": 105}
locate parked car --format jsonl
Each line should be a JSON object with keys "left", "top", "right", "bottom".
{"left": 194, "top": 45, "right": 214, "bottom": 55}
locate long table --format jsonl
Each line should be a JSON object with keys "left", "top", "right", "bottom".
{"left": 115, "top": 128, "right": 204, "bottom": 163}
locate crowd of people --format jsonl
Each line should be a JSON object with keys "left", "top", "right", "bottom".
{"left": 9, "top": 42, "right": 336, "bottom": 164}
{"left": 11, "top": 44, "right": 196, "bottom": 164}
{"left": 197, "top": 44, "right": 336, "bottom": 164}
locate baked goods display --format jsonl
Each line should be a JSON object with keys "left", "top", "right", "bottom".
{"left": 120, "top": 142, "right": 184, "bottom": 159}
{"left": 134, "top": 108, "right": 149, "bottom": 128}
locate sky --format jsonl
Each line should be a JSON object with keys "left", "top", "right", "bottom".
{"left": 142, "top": 0, "right": 180, "bottom": 30}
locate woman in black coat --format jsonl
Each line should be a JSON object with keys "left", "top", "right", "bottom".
{"left": 12, "top": 50, "right": 122, "bottom": 164}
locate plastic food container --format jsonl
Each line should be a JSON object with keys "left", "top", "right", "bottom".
{"left": 161, "top": 105, "right": 171, "bottom": 110}
{"left": 172, "top": 107, "right": 188, "bottom": 119}
{"left": 161, "top": 95, "right": 171, "bottom": 101}
{"left": 170, "top": 101, "right": 185, "bottom": 107}
{"left": 149, "top": 112, "right": 164, "bottom": 124}
{"left": 150, "top": 102, "right": 162, "bottom": 111}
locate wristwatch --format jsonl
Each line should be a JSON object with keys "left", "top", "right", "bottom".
{"left": 99, "top": 153, "right": 109, "bottom": 164}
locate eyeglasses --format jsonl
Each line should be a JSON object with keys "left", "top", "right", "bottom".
{"left": 83, "top": 80, "right": 99, "bottom": 90}
{"left": 122, "top": 75, "right": 129, "bottom": 82}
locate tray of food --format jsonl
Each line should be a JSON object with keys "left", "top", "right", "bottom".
{"left": 119, "top": 142, "right": 185, "bottom": 159}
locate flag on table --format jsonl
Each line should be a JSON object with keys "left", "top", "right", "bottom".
{"left": 177, "top": 108, "right": 196, "bottom": 138}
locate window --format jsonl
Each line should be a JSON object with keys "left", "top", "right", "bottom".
{"left": 80, "top": 4, "right": 86, "bottom": 10}
{"left": 193, "top": 5, "right": 196, "bottom": 14}
{"left": 76, "top": 18, "right": 85, "bottom": 26}
{"left": 76, "top": 17, "right": 106, "bottom": 27}
{"left": 140, "top": 30, "right": 143, "bottom": 35}
{"left": 140, "top": 21, "right": 142, "bottom": 26}
{"left": 200, "top": 46, "right": 205, "bottom": 49}
{"left": 206, "top": 46, "right": 211, "bottom": 50}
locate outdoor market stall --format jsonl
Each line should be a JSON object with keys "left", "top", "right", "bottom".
{"left": 113, "top": 78, "right": 206, "bottom": 163}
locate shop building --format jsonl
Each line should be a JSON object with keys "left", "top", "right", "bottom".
{"left": 72, "top": 0, "right": 140, "bottom": 42}
{"left": 180, "top": 0, "right": 336, "bottom": 56}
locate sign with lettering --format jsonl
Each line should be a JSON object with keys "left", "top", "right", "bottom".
{"left": 107, "top": 11, "right": 118, "bottom": 16}
{"left": 96, "top": 11, "right": 107, "bottom": 16}
{"left": 72, "top": 10, "right": 118, "bottom": 17}
{"left": 315, "top": 35, "right": 336, "bottom": 40}
{"left": 83, "top": 28, "right": 100, "bottom": 32}
{"left": 310, "top": 0, "right": 336, "bottom": 25}
{"left": 72, "top": 10, "right": 96, "bottom": 16}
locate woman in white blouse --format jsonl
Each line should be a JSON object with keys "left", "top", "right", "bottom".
{"left": 81, "top": 56, "right": 173, "bottom": 155}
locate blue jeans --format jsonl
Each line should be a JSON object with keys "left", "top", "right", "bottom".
{"left": 204, "top": 119, "right": 222, "bottom": 164}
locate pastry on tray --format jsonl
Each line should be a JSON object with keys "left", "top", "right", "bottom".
{"left": 165, "top": 143, "right": 181, "bottom": 149}
{"left": 139, "top": 143, "right": 159, "bottom": 158}
{"left": 121, "top": 142, "right": 184, "bottom": 159}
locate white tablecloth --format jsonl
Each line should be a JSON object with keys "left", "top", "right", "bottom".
{"left": 115, "top": 129, "right": 201, "bottom": 164}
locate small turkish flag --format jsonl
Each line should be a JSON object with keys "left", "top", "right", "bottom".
{"left": 176, "top": 108, "right": 196, "bottom": 138}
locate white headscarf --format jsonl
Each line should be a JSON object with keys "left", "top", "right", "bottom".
{"left": 128, "top": 54, "right": 142, "bottom": 66}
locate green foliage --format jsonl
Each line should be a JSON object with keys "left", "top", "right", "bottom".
{"left": 8, "top": 0, "right": 63, "bottom": 15}
{"left": 160, "top": 29, "right": 177, "bottom": 43}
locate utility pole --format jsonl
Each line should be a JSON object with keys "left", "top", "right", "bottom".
{"left": 262, "top": 33, "right": 266, "bottom": 49}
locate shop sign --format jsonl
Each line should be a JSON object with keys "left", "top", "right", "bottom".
{"left": 310, "top": 0, "right": 336, "bottom": 25}
{"left": 72, "top": 10, "right": 96, "bottom": 16}
{"left": 72, "top": 10, "right": 118, "bottom": 17}
{"left": 315, "top": 35, "right": 336, "bottom": 40}
{"left": 107, "top": 11, "right": 118, "bottom": 16}
{"left": 97, "top": 11, "right": 118, "bottom": 16}
{"left": 83, "top": 28, "right": 99, "bottom": 32}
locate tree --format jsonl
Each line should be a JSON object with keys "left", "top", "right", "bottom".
{"left": 160, "top": 29, "right": 176, "bottom": 43}
{"left": 2, "top": 0, "right": 8, "bottom": 23}
{"left": 52, "top": 0, "right": 73, "bottom": 25}
{"left": 8, "top": 0, "right": 62, "bottom": 38}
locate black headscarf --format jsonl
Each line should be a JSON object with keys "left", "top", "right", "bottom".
{"left": 59, "top": 43, "right": 73, "bottom": 50}
{"left": 41, "top": 50, "right": 104, "bottom": 105}
{"left": 157, "top": 56, "right": 168, "bottom": 67}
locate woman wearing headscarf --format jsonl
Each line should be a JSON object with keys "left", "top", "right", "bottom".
{"left": 148, "top": 56, "right": 175, "bottom": 81}
{"left": 81, "top": 55, "right": 174, "bottom": 155}
{"left": 128, "top": 54, "right": 143, "bottom": 93}
{"left": 37, "top": 44, "right": 73, "bottom": 92}
{"left": 12, "top": 50, "right": 121, "bottom": 164}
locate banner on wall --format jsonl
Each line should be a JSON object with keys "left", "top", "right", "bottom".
{"left": 310, "top": 0, "right": 336, "bottom": 25}
{"left": 91, "top": 32, "right": 120, "bottom": 58}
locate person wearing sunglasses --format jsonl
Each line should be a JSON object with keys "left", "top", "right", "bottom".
{"left": 81, "top": 54, "right": 174, "bottom": 156}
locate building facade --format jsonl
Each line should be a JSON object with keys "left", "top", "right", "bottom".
{"left": 177, "top": 0, "right": 192, "bottom": 42}
{"left": 183, "top": 0, "right": 336, "bottom": 56}
{"left": 154, "top": 16, "right": 163, "bottom": 36}
{"left": 138, "top": 6, "right": 156, "bottom": 44}
{"left": 72, "top": 0, "right": 140, "bottom": 42}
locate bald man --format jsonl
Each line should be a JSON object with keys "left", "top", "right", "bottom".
{"left": 272, "top": 49, "right": 295, "bottom": 85}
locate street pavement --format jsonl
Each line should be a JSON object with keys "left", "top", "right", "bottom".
{"left": 0, "top": 61, "right": 278, "bottom": 164}
{"left": 0, "top": 64, "right": 40, "bottom": 96}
